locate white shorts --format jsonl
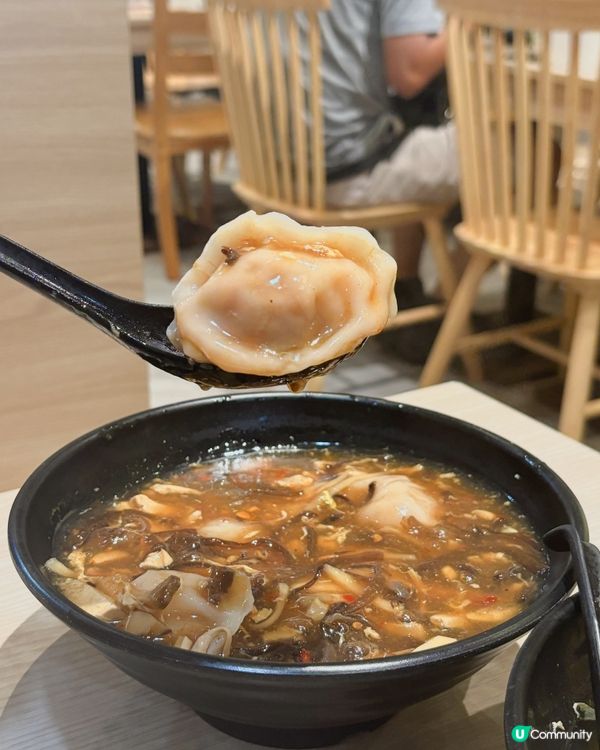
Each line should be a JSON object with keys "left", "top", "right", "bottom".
{"left": 326, "top": 123, "right": 459, "bottom": 208}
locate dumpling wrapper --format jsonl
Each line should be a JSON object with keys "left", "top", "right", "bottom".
{"left": 355, "top": 475, "right": 440, "bottom": 527}
{"left": 168, "top": 211, "right": 397, "bottom": 376}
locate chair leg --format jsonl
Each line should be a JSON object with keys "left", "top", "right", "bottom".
{"left": 172, "top": 154, "right": 195, "bottom": 223}
{"left": 217, "top": 148, "right": 229, "bottom": 175}
{"left": 423, "top": 218, "right": 457, "bottom": 298}
{"left": 420, "top": 254, "right": 491, "bottom": 387}
{"left": 558, "top": 291, "right": 600, "bottom": 440}
{"left": 423, "top": 218, "right": 483, "bottom": 383}
{"left": 202, "top": 150, "right": 215, "bottom": 229}
{"left": 153, "top": 153, "right": 181, "bottom": 280}
{"left": 559, "top": 286, "right": 578, "bottom": 353}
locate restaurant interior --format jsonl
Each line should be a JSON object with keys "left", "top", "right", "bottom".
{"left": 1, "top": 1, "right": 600, "bottom": 749}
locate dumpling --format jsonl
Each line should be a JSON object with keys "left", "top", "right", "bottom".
{"left": 168, "top": 211, "right": 397, "bottom": 377}
{"left": 355, "top": 474, "right": 440, "bottom": 527}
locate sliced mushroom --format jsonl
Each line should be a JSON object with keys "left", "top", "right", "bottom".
{"left": 162, "top": 568, "right": 254, "bottom": 634}
{"left": 191, "top": 627, "right": 232, "bottom": 657}
{"left": 147, "top": 575, "right": 181, "bottom": 609}
{"left": 206, "top": 566, "right": 235, "bottom": 605}
{"left": 131, "top": 569, "right": 207, "bottom": 596}
{"left": 250, "top": 583, "right": 289, "bottom": 629}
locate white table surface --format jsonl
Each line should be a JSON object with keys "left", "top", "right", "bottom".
{"left": 2, "top": 381, "right": 599, "bottom": 749}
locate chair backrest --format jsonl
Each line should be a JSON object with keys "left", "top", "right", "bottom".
{"left": 207, "top": 0, "right": 330, "bottom": 213}
{"left": 149, "top": 1, "right": 218, "bottom": 138}
{"left": 440, "top": 0, "right": 600, "bottom": 269}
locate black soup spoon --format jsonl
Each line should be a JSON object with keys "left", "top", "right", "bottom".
{"left": 0, "top": 234, "right": 360, "bottom": 390}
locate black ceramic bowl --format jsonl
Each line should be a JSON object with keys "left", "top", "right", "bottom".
{"left": 504, "top": 595, "right": 599, "bottom": 749}
{"left": 8, "top": 394, "right": 587, "bottom": 748}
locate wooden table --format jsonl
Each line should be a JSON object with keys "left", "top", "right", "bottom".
{"left": 2, "top": 381, "right": 599, "bottom": 749}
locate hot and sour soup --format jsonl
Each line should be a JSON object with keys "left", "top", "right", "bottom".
{"left": 46, "top": 449, "right": 548, "bottom": 663}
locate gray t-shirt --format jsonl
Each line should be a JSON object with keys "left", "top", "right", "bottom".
{"left": 316, "top": 0, "right": 443, "bottom": 171}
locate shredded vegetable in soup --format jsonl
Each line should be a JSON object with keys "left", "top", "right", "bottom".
{"left": 46, "top": 450, "right": 549, "bottom": 663}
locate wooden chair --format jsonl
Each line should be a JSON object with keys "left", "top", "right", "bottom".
{"left": 135, "top": 1, "right": 230, "bottom": 279}
{"left": 420, "top": 0, "right": 600, "bottom": 440}
{"left": 143, "top": 42, "right": 220, "bottom": 95}
{"left": 206, "top": 0, "right": 480, "bottom": 379}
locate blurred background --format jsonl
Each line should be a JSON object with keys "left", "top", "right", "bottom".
{"left": 1, "top": 0, "right": 600, "bottom": 489}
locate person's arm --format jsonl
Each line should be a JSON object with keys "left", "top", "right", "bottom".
{"left": 383, "top": 30, "right": 447, "bottom": 99}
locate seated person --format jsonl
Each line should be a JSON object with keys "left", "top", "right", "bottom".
{"left": 318, "top": 0, "right": 458, "bottom": 337}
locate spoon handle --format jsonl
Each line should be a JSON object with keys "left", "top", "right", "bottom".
{"left": 0, "top": 233, "right": 125, "bottom": 328}
{"left": 545, "top": 525, "right": 600, "bottom": 732}
{"left": 583, "top": 539, "right": 600, "bottom": 638}
{"left": 582, "top": 541, "right": 600, "bottom": 731}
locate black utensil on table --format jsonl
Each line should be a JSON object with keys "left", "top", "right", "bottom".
{"left": 544, "top": 524, "right": 600, "bottom": 735}
{"left": 0, "top": 234, "right": 360, "bottom": 390}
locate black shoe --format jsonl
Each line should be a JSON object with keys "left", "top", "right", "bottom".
{"left": 377, "top": 277, "right": 441, "bottom": 366}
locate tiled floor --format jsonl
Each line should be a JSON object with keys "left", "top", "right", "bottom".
{"left": 143, "top": 195, "right": 600, "bottom": 451}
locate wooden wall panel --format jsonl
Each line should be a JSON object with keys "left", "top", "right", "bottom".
{"left": 0, "top": 0, "right": 148, "bottom": 489}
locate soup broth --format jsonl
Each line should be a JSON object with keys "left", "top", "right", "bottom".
{"left": 46, "top": 449, "right": 549, "bottom": 663}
